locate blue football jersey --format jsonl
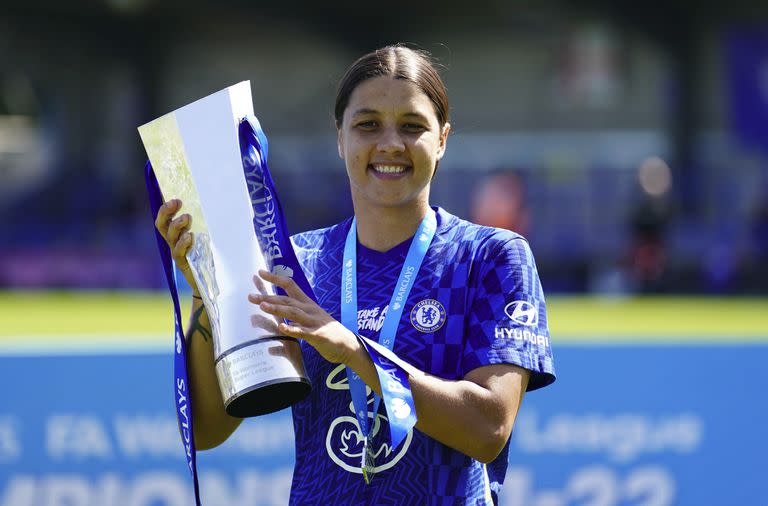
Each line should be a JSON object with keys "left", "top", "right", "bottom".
{"left": 288, "top": 207, "right": 555, "bottom": 505}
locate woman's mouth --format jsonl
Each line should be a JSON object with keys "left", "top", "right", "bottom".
{"left": 369, "top": 164, "right": 410, "bottom": 178}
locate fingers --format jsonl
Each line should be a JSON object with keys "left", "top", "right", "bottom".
{"left": 167, "top": 213, "right": 192, "bottom": 247}
{"left": 250, "top": 289, "right": 316, "bottom": 328}
{"left": 172, "top": 231, "right": 194, "bottom": 263}
{"left": 250, "top": 313, "right": 279, "bottom": 334}
{"left": 278, "top": 322, "right": 309, "bottom": 340}
{"left": 155, "top": 199, "right": 193, "bottom": 262}
{"left": 258, "top": 301, "right": 305, "bottom": 322}
{"left": 155, "top": 199, "right": 182, "bottom": 238}
{"left": 248, "top": 293, "right": 294, "bottom": 306}
{"left": 251, "top": 274, "right": 269, "bottom": 296}
{"left": 257, "top": 269, "right": 310, "bottom": 302}
{"left": 248, "top": 283, "right": 318, "bottom": 331}
{"left": 155, "top": 199, "right": 194, "bottom": 265}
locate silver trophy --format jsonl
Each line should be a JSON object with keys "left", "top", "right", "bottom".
{"left": 138, "top": 82, "right": 310, "bottom": 417}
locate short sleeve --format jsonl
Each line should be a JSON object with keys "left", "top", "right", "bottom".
{"left": 462, "top": 235, "right": 556, "bottom": 391}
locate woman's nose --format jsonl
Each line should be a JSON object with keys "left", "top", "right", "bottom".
{"left": 376, "top": 127, "right": 405, "bottom": 153}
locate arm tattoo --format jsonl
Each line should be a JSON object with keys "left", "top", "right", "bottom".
{"left": 189, "top": 304, "right": 213, "bottom": 343}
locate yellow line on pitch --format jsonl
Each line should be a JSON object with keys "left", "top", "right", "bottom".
{"left": 0, "top": 291, "right": 188, "bottom": 340}
{"left": 548, "top": 296, "right": 768, "bottom": 341}
{"left": 0, "top": 291, "right": 765, "bottom": 343}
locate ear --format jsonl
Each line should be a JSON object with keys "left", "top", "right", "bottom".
{"left": 436, "top": 122, "right": 451, "bottom": 161}
{"left": 337, "top": 127, "right": 345, "bottom": 160}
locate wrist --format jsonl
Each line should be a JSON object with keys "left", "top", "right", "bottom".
{"left": 344, "top": 332, "right": 371, "bottom": 372}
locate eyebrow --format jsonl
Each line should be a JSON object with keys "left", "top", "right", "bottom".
{"left": 350, "top": 108, "right": 379, "bottom": 117}
{"left": 350, "top": 108, "right": 431, "bottom": 122}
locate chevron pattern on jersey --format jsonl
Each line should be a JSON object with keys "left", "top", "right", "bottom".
{"left": 288, "top": 207, "right": 555, "bottom": 505}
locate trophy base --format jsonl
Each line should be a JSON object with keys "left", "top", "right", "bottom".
{"left": 224, "top": 375, "right": 312, "bottom": 418}
{"left": 215, "top": 335, "right": 312, "bottom": 418}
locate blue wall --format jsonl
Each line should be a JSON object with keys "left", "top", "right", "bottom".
{"left": 1, "top": 344, "right": 766, "bottom": 505}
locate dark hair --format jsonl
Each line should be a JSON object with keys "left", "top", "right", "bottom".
{"left": 334, "top": 45, "right": 449, "bottom": 129}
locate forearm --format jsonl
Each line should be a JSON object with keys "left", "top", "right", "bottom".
{"left": 154, "top": 201, "right": 241, "bottom": 448}
{"left": 186, "top": 296, "right": 242, "bottom": 450}
{"left": 249, "top": 271, "right": 528, "bottom": 462}
{"left": 346, "top": 342, "right": 527, "bottom": 463}
{"left": 409, "top": 372, "right": 524, "bottom": 462}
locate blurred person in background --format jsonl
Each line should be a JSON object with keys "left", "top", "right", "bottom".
{"left": 155, "top": 45, "right": 555, "bottom": 505}
{"left": 625, "top": 156, "right": 673, "bottom": 293}
{"left": 469, "top": 170, "right": 530, "bottom": 236}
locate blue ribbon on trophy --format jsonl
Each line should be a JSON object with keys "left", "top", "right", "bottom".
{"left": 238, "top": 116, "right": 317, "bottom": 302}
{"left": 144, "top": 160, "right": 201, "bottom": 505}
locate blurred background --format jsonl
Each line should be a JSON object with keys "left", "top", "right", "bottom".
{"left": 1, "top": 0, "right": 767, "bottom": 294}
{"left": 1, "top": 1, "right": 767, "bottom": 505}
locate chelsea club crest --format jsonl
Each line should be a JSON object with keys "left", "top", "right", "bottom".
{"left": 410, "top": 299, "right": 446, "bottom": 333}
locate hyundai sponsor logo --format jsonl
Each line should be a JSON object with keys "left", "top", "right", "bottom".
{"left": 504, "top": 301, "right": 538, "bottom": 327}
{"left": 494, "top": 327, "right": 550, "bottom": 348}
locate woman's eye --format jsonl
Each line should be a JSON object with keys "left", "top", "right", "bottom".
{"left": 356, "top": 121, "right": 378, "bottom": 130}
{"left": 402, "top": 123, "right": 426, "bottom": 132}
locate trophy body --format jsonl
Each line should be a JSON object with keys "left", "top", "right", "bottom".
{"left": 139, "top": 82, "right": 310, "bottom": 417}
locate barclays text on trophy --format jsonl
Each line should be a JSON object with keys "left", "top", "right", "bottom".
{"left": 139, "top": 81, "right": 311, "bottom": 417}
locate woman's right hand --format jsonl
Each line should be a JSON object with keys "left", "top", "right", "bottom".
{"left": 155, "top": 198, "right": 198, "bottom": 292}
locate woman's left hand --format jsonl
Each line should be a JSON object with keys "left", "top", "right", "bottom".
{"left": 248, "top": 270, "right": 360, "bottom": 365}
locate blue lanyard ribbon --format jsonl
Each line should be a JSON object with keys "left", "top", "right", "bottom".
{"left": 340, "top": 210, "right": 436, "bottom": 458}
{"left": 144, "top": 116, "right": 315, "bottom": 505}
{"left": 144, "top": 161, "right": 201, "bottom": 506}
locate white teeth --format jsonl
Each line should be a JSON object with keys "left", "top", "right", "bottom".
{"left": 373, "top": 165, "right": 406, "bottom": 174}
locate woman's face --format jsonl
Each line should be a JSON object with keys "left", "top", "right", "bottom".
{"left": 337, "top": 76, "right": 450, "bottom": 211}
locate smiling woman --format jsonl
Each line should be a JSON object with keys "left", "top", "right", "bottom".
{"left": 155, "top": 44, "right": 556, "bottom": 505}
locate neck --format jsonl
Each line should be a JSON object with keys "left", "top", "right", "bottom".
{"left": 353, "top": 199, "right": 431, "bottom": 252}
